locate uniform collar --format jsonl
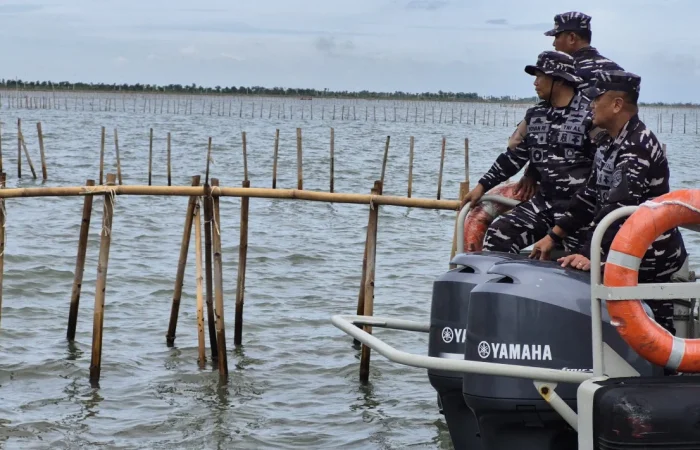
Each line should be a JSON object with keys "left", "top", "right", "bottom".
{"left": 612, "top": 114, "right": 642, "bottom": 147}
{"left": 572, "top": 46, "right": 600, "bottom": 59}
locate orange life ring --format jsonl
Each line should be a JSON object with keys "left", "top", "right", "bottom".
{"left": 463, "top": 182, "right": 532, "bottom": 252}
{"left": 603, "top": 189, "right": 700, "bottom": 372}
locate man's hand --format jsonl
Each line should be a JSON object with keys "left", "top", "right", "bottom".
{"left": 557, "top": 254, "right": 591, "bottom": 271}
{"left": 513, "top": 175, "right": 538, "bottom": 199}
{"left": 529, "top": 235, "right": 555, "bottom": 260}
{"left": 460, "top": 184, "right": 486, "bottom": 210}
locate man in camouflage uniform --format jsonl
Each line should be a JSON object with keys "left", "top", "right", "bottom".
{"left": 515, "top": 11, "right": 624, "bottom": 193}
{"left": 544, "top": 11, "right": 624, "bottom": 92}
{"left": 530, "top": 70, "right": 687, "bottom": 335}
{"left": 461, "top": 50, "right": 596, "bottom": 253}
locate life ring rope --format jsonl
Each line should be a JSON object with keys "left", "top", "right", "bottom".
{"left": 603, "top": 190, "right": 700, "bottom": 373}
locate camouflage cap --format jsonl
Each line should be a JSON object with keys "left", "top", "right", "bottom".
{"left": 524, "top": 50, "right": 583, "bottom": 85}
{"left": 544, "top": 11, "right": 592, "bottom": 36}
{"left": 582, "top": 70, "right": 641, "bottom": 100}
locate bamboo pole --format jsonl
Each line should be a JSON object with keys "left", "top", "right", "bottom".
{"left": 330, "top": 127, "right": 335, "bottom": 193}
{"left": 148, "top": 128, "right": 153, "bottom": 186}
{"left": 0, "top": 121, "right": 3, "bottom": 174}
{"left": 114, "top": 129, "right": 123, "bottom": 185}
{"left": 234, "top": 179, "right": 250, "bottom": 346}
{"left": 17, "top": 119, "right": 21, "bottom": 178}
{"left": 296, "top": 128, "right": 303, "bottom": 190}
{"left": 211, "top": 178, "right": 228, "bottom": 380}
{"left": 0, "top": 174, "right": 5, "bottom": 325}
{"left": 100, "top": 126, "right": 105, "bottom": 185}
{"left": 203, "top": 180, "right": 218, "bottom": 362}
{"left": 167, "top": 132, "right": 172, "bottom": 186}
{"left": 242, "top": 131, "right": 248, "bottom": 181}
{"left": 464, "top": 138, "right": 470, "bottom": 189}
{"left": 0, "top": 185, "right": 461, "bottom": 209}
{"left": 89, "top": 173, "right": 117, "bottom": 385}
{"left": 437, "top": 137, "right": 446, "bottom": 200}
{"left": 37, "top": 122, "right": 47, "bottom": 181}
{"left": 359, "top": 180, "right": 382, "bottom": 382}
{"left": 380, "top": 136, "right": 390, "bottom": 186}
{"left": 166, "top": 175, "right": 201, "bottom": 347}
{"left": 194, "top": 197, "right": 206, "bottom": 368}
{"left": 67, "top": 179, "right": 96, "bottom": 341}
{"left": 272, "top": 129, "right": 279, "bottom": 189}
{"left": 19, "top": 132, "right": 37, "bottom": 179}
{"left": 407, "top": 136, "right": 414, "bottom": 198}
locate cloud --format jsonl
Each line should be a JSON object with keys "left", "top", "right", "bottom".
{"left": 180, "top": 45, "right": 197, "bottom": 56}
{"left": 220, "top": 52, "right": 243, "bottom": 62}
{"left": 0, "top": 4, "right": 44, "bottom": 14}
{"left": 486, "top": 19, "right": 508, "bottom": 25}
{"left": 405, "top": 1, "right": 449, "bottom": 11}
{"left": 114, "top": 56, "right": 128, "bottom": 65}
{"left": 314, "top": 36, "right": 355, "bottom": 56}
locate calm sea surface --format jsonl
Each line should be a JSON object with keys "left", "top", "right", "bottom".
{"left": 0, "top": 95, "right": 698, "bottom": 449}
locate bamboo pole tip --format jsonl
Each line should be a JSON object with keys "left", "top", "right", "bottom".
{"left": 242, "top": 180, "right": 250, "bottom": 188}
{"left": 86, "top": 179, "right": 96, "bottom": 187}
{"left": 211, "top": 178, "right": 219, "bottom": 186}
{"left": 106, "top": 173, "right": 117, "bottom": 185}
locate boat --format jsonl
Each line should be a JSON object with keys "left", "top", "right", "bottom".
{"left": 332, "top": 188, "right": 700, "bottom": 449}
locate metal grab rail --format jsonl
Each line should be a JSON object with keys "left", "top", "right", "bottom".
{"left": 332, "top": 315, "right": 593, "bottom": 384}
{"left": 455, "top": 194, "right": 522, "bottom": 255}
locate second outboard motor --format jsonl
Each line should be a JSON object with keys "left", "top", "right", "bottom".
{"left": 461, "top": 259, "right": 662, "bottom": 450}
{"left": 428, "top": 251, "right": 528, "bottom": 450}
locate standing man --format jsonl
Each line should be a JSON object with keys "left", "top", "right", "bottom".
{"left": 545, "top": 11, "right": 624, "bottom": 91}
{"left": 461, "top": 50, "right": 596, "bottom": 254}
{"left": 529, "top": 70, "right": 686, "bottom": 335}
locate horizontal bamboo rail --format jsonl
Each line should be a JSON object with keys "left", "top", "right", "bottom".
{"left": 0, "top": 185, "right": 461, "bottom": 209}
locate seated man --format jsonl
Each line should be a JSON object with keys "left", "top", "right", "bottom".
{"left": 530, "top": 70, "right": 687, "bottom": 335}
{"left": 461, "top": 50, "right": 596, "bottom": 254}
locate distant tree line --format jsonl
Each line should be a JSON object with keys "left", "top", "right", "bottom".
{"left": 0, "top": 79, "right": 539, "bottom": 103}
{"left": 0, "top": 79, "right": 693, "bottom": 106}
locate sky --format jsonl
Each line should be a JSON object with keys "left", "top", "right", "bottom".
{"left": 2, "top": 0, "right": 699, "bottom": 103}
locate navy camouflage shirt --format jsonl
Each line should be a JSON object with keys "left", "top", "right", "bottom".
{"left": 556, "top": 114, "right": 687, "bottom": 278}
{"left": 572, "top": 46, "right": 624, "bottom": 92}
{"left": 479, "top": 92, "right": 596, "bottom": 212}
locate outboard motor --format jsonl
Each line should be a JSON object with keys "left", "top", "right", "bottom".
{"left": 461, "top": 259, "right": 662, "bottom": 450}
{"left": 428, "top": 252, "right": 529, "bottom": 450}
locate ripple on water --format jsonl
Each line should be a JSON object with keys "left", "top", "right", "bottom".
{"left": 0, "top": 102, "right": 697, "bottom": 449}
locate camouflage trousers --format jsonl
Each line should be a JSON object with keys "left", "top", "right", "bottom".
{"left": 482, "top": 199, "right": 589, "bottom": 254}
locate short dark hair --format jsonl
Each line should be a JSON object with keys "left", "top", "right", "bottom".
{"left": 572, "top": 30, "right": 591, "bottom": 43}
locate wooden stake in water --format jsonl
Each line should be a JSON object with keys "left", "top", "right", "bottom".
{"left": 19, "top": 132, "right": 37, "bottom": 179}
{"left": 148, "top": 128, "right": 153, "bottom": 186}
{"left": 99, "top": 126, "right": 105, "bottom": 185}
{"left": 437, "top": 137, "right": 446, "bottom": 200}
{"left": 67, "top": 179, "right": 96, "bottom": 341}
{"left": 211, "top": 178, "right": 228, "bottom": 380}
{"left": 89, "top": 173, "right": 116, "bottom": 385}
{"left": 167, "top": 132, "right": 172, "bottom": 186}
{"left": 17, "top": 119, "right": 21, "bottom": 178}
{"left": 37, "top": 122, "right": 47, "bottom": 181}
{"left": 242, "top": 131, "right": 248, "bottom": 181}
{"left": 114, "top": 129, "right": 123, "bottom": 185}
{"left": 166, "top": 175, "right": 201, "bottom": 347}
{"left": 0, "top": 174, "right": 5, "bottom": 325}
{"left": 272, "top": 129, "right": 279, "bottom": 189}
{"left": 359, "top": 180, "right": 382, "bottom": 383}
{"left": 193, "top": 197, "right": 206, "bottom": 368}
{"left": 330, "top": 127, "right": 335, "bottom": 193}
{"left": 380, "top": 136, "right": 390, "bottom": 186}
{"left": 408, "top": 136, "right": 414, "bottom": 198}
{"left": 0, "top": 121, "right": 3, "bottom": 174}
{"left": 202, "top": 150, "right": 219, "bottom": 362}
{"left": 464, "top": 138, "right": 470, "bottom": 189}
{"left": 296, "top": 128, "right": 303, "bottom": 190}
{"left": 234, "top": 179, "right": 250, "bottom": 346}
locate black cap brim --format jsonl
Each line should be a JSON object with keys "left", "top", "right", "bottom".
{"left": 544, "top": 28, "right": 559, "bottom": 36}
{"left": 524, "top": 65, "right": 542, "bottom": 76}
{"left": 582, "top": 86, "right": 605, "bottom": 99}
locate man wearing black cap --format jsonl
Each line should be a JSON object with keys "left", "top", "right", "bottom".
{"left": 461, "top": 51, "right": 596, "bottom": 254}
{"left": 530, "top": 70, "right": 687, "bottom": 335}
{"left": 545, "top": 11, "right": 623, "bottom": 91}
